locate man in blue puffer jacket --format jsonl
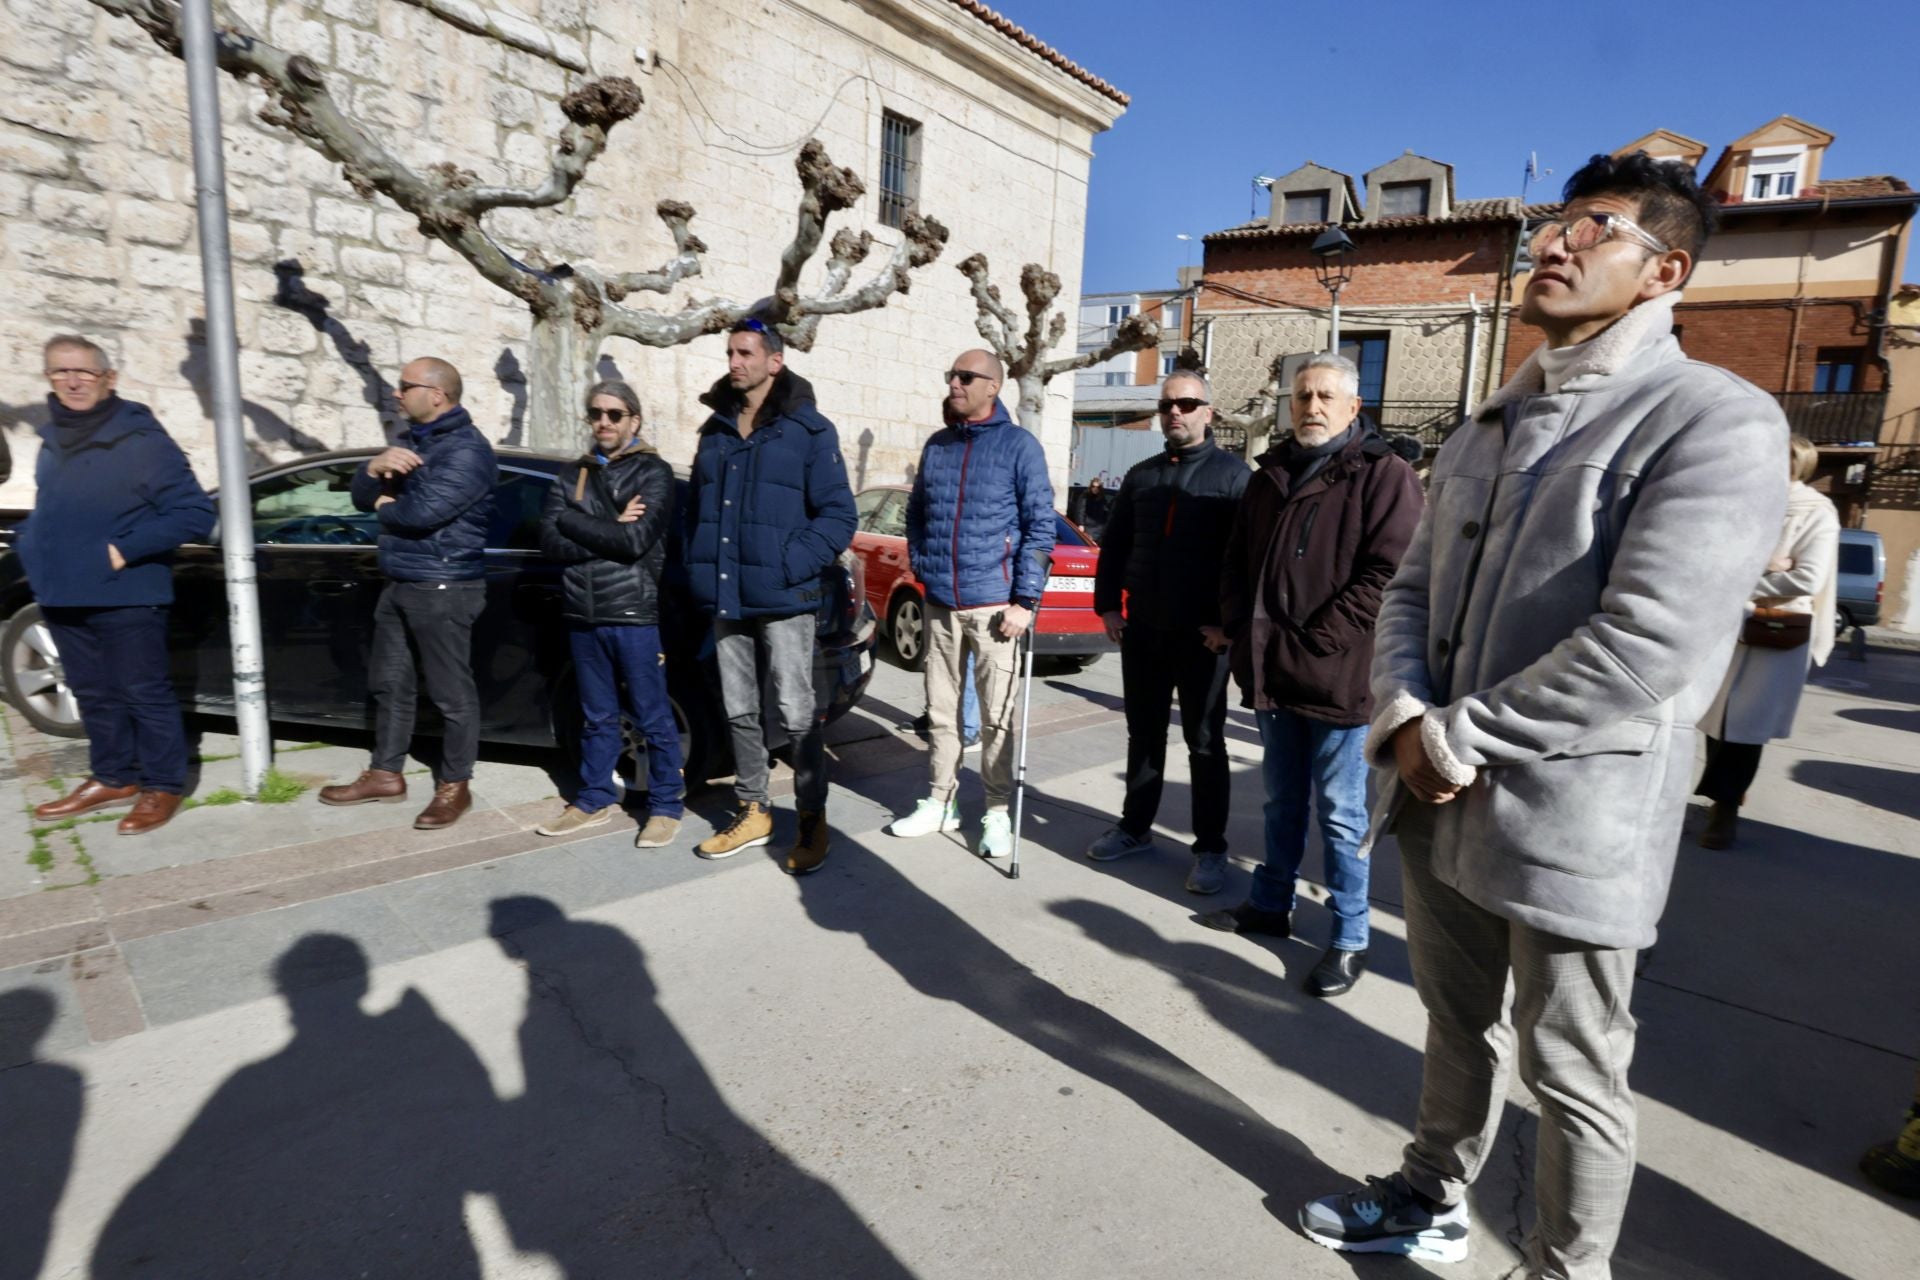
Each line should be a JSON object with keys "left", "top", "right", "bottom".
{"left": 684, "top": 318, "right": 856, "bottom": 874}
{"left": 20, "top": 335, "right": 214, "bottom": 837}
{"left": 319, "top": 357, "right": 495, "bottom": 831}
{"left": 888, "top": 349, "right": 1055, "bottom": 858}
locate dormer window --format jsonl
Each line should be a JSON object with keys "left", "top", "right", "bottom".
{"left": 1284, "top": 190, "right": 1330, "bottom": 224}
{"left": 1379, "top": 180, "right": 1430, "bottom": 217}
{"left": 1746, "top": 149, "right": 1803, "bottom": 201}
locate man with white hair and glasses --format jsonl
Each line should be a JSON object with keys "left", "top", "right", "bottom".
{"left": 1297, "top": 152, "right": 1788, "bottom": 1278}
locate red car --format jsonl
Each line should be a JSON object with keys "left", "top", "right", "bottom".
{"left": 851, "top": 485, "right": 1115, "bottom": 672}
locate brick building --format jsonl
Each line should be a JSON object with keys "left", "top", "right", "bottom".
{"left": 0, "top": 0, "right": 1129, "bottom": 501}
{"left": 1196, "top": 152, "right": 1522, "bottom": 458}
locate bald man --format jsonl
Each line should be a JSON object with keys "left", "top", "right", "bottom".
{"left": 320, "top": 357, "right": 496, "bottom": 830}
{"left": 889, "top": 348, "right": 1055, "bottom": 859}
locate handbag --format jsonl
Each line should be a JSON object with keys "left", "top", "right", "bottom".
{"left": 1740, "top": 606, "right": 1811, "bottom": 650}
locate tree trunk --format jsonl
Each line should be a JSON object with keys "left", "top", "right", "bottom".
{"left": 525, "top": 302, "right": 598, "bottom": 454}
{"left": 1014, "top": 373, "right": 1047, "bottom": 433}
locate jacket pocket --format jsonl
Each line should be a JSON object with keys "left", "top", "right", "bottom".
{"left": 1492, "top": 716, "right": 1667, "bottom": 879}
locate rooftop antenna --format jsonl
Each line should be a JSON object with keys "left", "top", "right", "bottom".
{"left": 1252, "top": 174, "right": 1276, "bottom": 219}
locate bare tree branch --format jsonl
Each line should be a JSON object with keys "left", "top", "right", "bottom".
{"left": 955, "top": 253, "right": 1017, "bottom": 361}
{"left": 461, "top": 79, "right": 644, "bottom": 212}
{"left": 603, "top": 201, "right": 707, "bottom": 300}
{"left": 396, "top": 0, "right": 587, "bottom": 73}
{"left": 1040, "top": 313, "right": 1159, "bottom": 378}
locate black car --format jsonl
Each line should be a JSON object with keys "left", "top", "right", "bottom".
{"left": 0, "top": 449, "right": 877, "bottom": 790}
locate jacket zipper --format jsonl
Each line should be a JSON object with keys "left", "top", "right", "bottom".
{"left": 1293, "top": 504, "right": 1320, "bottom": 558}
{"left": 951, "top": 436, "right": 975, "bottom": 607}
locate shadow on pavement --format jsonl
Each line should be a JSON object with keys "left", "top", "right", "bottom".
{"left": 0, "top": 988, "right": 82, "bottom": 1280}
{"left": 90, "top": 908, "right": 912, "bottom": 1278}
{"left": 1789, "top": 757, "right": 1920, "bottom": 821}
{"left": 1835, "top": 705, "right": 1920, "bottom": 733}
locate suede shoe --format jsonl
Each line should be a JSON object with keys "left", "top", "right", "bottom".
{"left": 1698, "top": 801, "right": 1738, "bottom": 849}
{"left": 1196, "top": 902, "right": 1293, "bottom": 939}
{"left": 1306, "top": 945, "right": 1368, "bottom": 998}
{"left": 413, "top": 781, "right": 472, "bottom": 830}
{"left": 786, "top": 810, "right": 830, "bottom": 876}
{"left": 535, "top": 804, "right": 613, "bottom": 837}
{"left": 116, "top": 789, "right": 183, "bottom": 836}
{"left": 1186, "top": 852, "right": 1229, "bottom": 895}
{"left": 318, "top": 769, "right": 408, "bottom": 806}
{"left": 634, "top": 815, "right": 682, "bottom": 849}
{"left": 1085, "top": 826, "right": 1153, "bottom": 861}
{"left": 35, "top": 778, "right": 140, "bottom": 822}
{"left": 697, "top": 803, "right": 773, "bottom": 859}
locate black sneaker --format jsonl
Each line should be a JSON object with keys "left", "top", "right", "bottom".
{"left": 1299, "top": 1172, "right": 1469, "bottom": 1263}
{"left": 1196, "top": 902, "right": 1292, "bottom": 938}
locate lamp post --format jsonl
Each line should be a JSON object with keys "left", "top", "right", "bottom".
{"left": 1310, "top": 226, "right": 1356, "bottom": 354}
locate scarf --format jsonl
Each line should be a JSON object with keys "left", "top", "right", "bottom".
{"left": 405, "top": 404, "right": 473, "bottom": 449}
{"left": 47, "top": 392, "right": 121, "bottom": 456}
{"left": 1475, "top": 291, "right": 1683, "bottom": 418}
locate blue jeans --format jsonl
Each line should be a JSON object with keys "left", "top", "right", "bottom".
{"left": 568, "top": 625, "right": 685, "bottom": 816}
{"left": 1251, "top": 707, "right": 1371, "bottom": 950}
{"left": 43, "top": 605, "right": 189, "bottom": 793}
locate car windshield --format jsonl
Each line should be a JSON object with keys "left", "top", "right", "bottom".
{"left": 1054, "top": 514, "right": 1090, "bottom": 547}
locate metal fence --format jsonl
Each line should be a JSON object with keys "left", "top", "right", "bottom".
{"left": 1774, "top": 392, "right": 1887, "bottom": 447}
{"left": 1372, "top": 401, "right": 1463, "bottom": 450}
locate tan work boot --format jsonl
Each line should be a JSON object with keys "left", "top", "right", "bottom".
{"left": 414, "top": 780, "right": 472, "bottom": 830}
{"left": 34, "top": 778, "right": 141, "bottom": 821}
{"left": 117, "top": 789, "right": 183, "bottom": 836}
{"left": 786, "top": 810, "right": 830, "bottom": 876}
{"left": 634, "top": 814, "right": 682, "bottom": 849}
{"left": 318, "top": 769, "right": 408, "bottom": 806}
{"left": 535, "top": 804, "right": 614, "bottom": 837}
{"left": 695, "top": 802, "right": 772, "bottom": 859}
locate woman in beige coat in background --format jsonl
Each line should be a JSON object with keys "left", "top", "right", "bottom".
{"left": 1696, "top": 434, "right": 1840, "bottom": 848}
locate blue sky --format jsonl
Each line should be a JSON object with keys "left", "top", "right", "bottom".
{"left": 989, "top": 0, "right": 1920, "bottom": 293}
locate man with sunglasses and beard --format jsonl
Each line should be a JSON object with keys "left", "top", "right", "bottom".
{"left": 1297, "top": 154, "right": 1788, "bottom": 1278}
{"left": 534, "top": 379, "right": 684, "bottom": 848}
{"left": 888, "top": 349, "right": 1054, "bottom": 860}
{"left": 1084, "top": 371, "right": 1250, "bottom": 893}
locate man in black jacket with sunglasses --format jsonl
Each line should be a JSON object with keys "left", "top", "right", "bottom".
{"left": 1087, "top": 370, "right": 1250, "bottom": 893}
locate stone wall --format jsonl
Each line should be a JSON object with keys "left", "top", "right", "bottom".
{"left": 0, "top": 0, "right": 1118, "bottom": 504}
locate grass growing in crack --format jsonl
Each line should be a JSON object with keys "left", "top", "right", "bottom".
{"left": 181, "top": 767, "right": 310, "bottom": 810}
{"left": 194, "top": 741, "right": 329, "bottom": 765}
{"left": 27, "top": 829, "right": 54, "bottom": 874}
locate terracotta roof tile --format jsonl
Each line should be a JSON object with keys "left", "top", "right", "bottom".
{"left": 1203, "top": 197, "right": 1522, "bottom": 242}
{"left": 944, "top": 2, "right": 1128, "bottom": 106}
{"left": 1808, "top": 175, "right": 1912, "bottom": 199}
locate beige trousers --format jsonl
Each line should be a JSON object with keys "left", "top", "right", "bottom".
{"left": 924, "top": 602, "right": 1021, "bottom": 811}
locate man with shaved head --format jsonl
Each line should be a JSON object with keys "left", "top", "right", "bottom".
{"left": 888, "top": 348, "right": 1055, "bottom": 859}
{"left": 320, "top": 357, "right": 496, "bottom": 830}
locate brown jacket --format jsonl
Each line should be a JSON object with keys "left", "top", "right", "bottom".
{"left": 1220, "top": 430, "right": 1424, "bottom": 725}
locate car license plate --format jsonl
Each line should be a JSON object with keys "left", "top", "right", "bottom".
{"left": 1046, "top": 575, "right": 1094, "bottom": 593}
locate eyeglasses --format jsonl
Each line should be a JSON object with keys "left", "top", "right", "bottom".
{"left": 1158, "top": 397, "right": 1210, "bottom": 414}
{"left": 945, "top": 370, "right": 995, "bottom": 386}
{"left": 46, "top": 367, "right": 106, "bottom": 381}
{"left": 587, "top": 408, "right": 633, "bottom": 424}
{"left": 396, "top": 380, "right": 438, "bottom": 395}
{"left": 1528, "top": 211, "right": 1670, "bottom": 261}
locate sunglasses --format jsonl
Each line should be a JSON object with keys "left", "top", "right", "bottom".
{"left": 945, "top": 370, "right": 995, "bottom": 386}
{"left": 587, "top": 408, "right": 634, "bottom": 424}
{"left": 1528, "top": 211, "right": 1670, "bottom": 260}
{"left": 396, "top": 380, "right": 438, "bottom": 395}
{"left": 1158, "top": 397, "right": 1210, "bottom": 414}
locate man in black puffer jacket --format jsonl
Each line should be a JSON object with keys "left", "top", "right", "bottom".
{"left": 320, "top": 357, "right": 496, "bottom": 831}
{"left": 1088, "top": 370, "right": 1250, "bottom": 892}
{"left": 534, "top": 379, "right": 684, "bottom": 848}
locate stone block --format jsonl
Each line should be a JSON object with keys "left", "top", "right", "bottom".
{"left": 254, "top": 307, "right": 319, "bottom": 357}
{"left": 75, "top": 147, "right": 176, "bottom": 201}
{"left": 7, "top": 223, "right": 117, "bottom": 281}
{"left": 30, "top": 184, "right": 109, "bottom": 232}
{"left": 0, "top": 22, "right": 64, "bottom": 71}
{"left": 0, "top": 126, "right": 71, "bottom": 178}
{"left": 342, "top": 246, "right": 404, "bottom": 285}
{"left": 244, "top": 182, "right": 312, "bottom": 227}
{"left": 320, "top": 0, "right": 379, "bottom": 26}
{"left": 227, "top": 220, "right": 278, "bottom": 264}
{"left": 355, "top": 284, "right": 422, "bottom": 327}
{"left": 132, "top": 110, "right": 192, "bottom": 163}
{"left": 374, "top": 211, "right": 422, "bottom": 252}
{"left": 314, "top": 197, "right": 374, "bottom": 241}
{"left": 239, "top": 349, "right": 309, "bottom": 403}
{"left": 267, "top": 12, "right": 332, "bottom": 63}
{"left": 274, "top": 229, "right": 338, "bottom": 273}
{"left": 127, "top": 245, "right": 206, "bottom": 291}
{"left": 488, "top": 85, "right": 539, "bottom": 130}
{"left": 224, "top": 127, "right": 288, "bottom": 181}
{"left": 424, "top": 295, "right": 484, "bottom": 333}
{"left": 334, "top": 27, "right": 387, "bottom": 81}
{"left": 119, "top": 200, "right": 197, "bottom": 248}
{"left": 403, "top": 255, "right": 468, "bottom": 297}
{"left": 352, "top": 85, "right": 426, "bottom": 133}
{"left": 0, "top": 171, "right": 27, "bottom": 217}
{"left": 0, "top": 87, "right": 111, "bottom": 143}
{"left": 501, "top": 130, "right": 551, "bottom": 173}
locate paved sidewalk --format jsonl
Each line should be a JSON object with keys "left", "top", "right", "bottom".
{"left": 3, "top": 649, "right": 1917, "bottom": 1278}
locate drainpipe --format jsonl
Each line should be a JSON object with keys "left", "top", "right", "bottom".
{"left": 1462, "top": 293, "right": 1483, "bottom": 415}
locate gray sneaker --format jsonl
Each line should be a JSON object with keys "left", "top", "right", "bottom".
{"left": 1085, "top": 827, "right": 1153, "bottom": 861}
{"left": 1186, "top": 852, "right": 1229, "bottom": 895}
{"left": 1299, "top": 1171, "right": 1469, "bottom": 1263}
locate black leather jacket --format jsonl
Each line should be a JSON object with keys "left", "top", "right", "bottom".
{"left": 538, "top": 443, "right": 676, "bottom": 626}
{"left": 1092, "top": 436, "right": 1250, "bottom": 630}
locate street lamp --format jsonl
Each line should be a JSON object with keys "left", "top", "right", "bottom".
{"left": 1311, "top": 226, "right": 1356, "bottom": 353}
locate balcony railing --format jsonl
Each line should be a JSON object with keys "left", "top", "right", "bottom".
{"left": 1774, "top": 391, "right": 1887, "bottom": 446}
{"left": 1372, "top": 400, "right": 1463, "bottom": 450}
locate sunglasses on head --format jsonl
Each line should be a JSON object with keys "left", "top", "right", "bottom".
{"left": 587, "top": 407, "right": 633, "bottom": 424}
{"left": 1158, "top": 397, "right": 1209, "bottom": 414}
{"left": 945, "top": 369, "right": 994, "bottom": 386}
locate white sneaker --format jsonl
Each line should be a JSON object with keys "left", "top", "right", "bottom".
{"left": 978, "top": 810, "right": 1013, "bottom": 858}
{"left": 889, "top": 796, "right": 960, "bottom": 838}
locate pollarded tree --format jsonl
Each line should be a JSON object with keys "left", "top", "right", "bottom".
{"left": 956, "top": 255, "right": 1159, "bottom": 432}
{"left": 90, "top": 0, "right": 949, "bottom": 451}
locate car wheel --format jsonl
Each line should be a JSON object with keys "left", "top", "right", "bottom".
{"left": 2, "top": 604, "right": 84, "bottom": 738}
{"left": 1834, "top": 607, "right": 1853, "bottom": 637}
{"left": 888, "top": 591, "right": 928, "bottom": 672}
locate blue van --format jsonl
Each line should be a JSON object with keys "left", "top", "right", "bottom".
{"left": 1836, "top": 528, "right": 1885, "bottom": 631}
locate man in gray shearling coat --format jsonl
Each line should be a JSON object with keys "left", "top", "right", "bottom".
{"left": 1297, "top": 154, "right": 1788, "bottom": 1277}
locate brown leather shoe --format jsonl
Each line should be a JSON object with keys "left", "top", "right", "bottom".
{"left": 414, "top": 781, "right": 472, "bottom": 830}
{"left": 318, "top": 769, "right": 408, "bottom": 806}
{"left": 117, "top": 789, "right": 183, "bottom": 836}
{"left": 34, "top": 778, "right": 141, "bottom": 822}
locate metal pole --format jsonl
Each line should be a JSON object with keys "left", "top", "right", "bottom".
{"left": 182, "top": 0, "right": 272, "bottom": 795}
{"left": 1328, "top": 284, "right": 1342, "bottom": 354}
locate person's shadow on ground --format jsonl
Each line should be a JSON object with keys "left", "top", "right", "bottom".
{"left": 90, "top": 934, "right": 494, "bottom": 1278}
{"left": 1, "top": 988, "right": 83, "bottom": 1280}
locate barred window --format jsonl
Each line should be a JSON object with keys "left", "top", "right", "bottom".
{"left": 880, "top": 111, "right": 922, "bottom": 229}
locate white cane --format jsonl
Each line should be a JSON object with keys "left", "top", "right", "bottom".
{"left": 1008, "top": 552, "right": 1052, "bottom": 880}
